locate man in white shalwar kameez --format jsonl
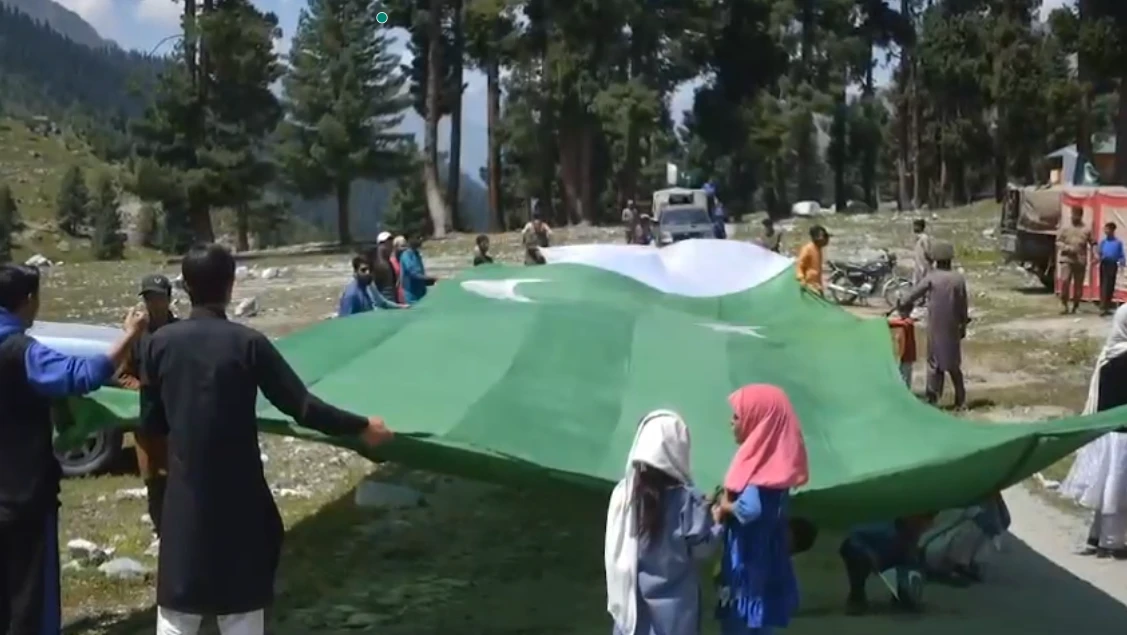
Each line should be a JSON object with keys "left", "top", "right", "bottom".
{"left": 1061, "top": 305, "right": 1127, "bottom": 558}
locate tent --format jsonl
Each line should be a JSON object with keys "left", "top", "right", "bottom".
{"left": 62, "top": 240, "right": 1125, "bottom": 526}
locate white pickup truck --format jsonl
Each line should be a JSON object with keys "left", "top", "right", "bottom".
{"left": 28, "top": 320, "right": 127, "bottom": 477}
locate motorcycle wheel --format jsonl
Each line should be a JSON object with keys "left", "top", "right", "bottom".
{"left": 882, "top": 276, "right": 913, "bottom": 308}
{"left": 828, "top": 271, "right": 858, "bottom": 306}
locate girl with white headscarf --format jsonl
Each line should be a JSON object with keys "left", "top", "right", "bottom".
{"left": 1061, "top": 303, "right": 1127, "bottom": 557}
{"left": 605, "top": 410, "right": 721, "bottom": 635}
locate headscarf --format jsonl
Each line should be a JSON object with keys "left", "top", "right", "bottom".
{"left": 604, "top": 410, "right": 692, "bottom": 635}
{"left": 723, "top": 384, "right": 809, "bottom": 492}
{"left": 1082, "top": 303, "right": 1127, "bottom": 415}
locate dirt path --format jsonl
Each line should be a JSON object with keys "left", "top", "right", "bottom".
{"left": 783, "top": 485, "right": 1127, "bottom": 634}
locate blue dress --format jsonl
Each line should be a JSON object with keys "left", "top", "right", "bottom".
{"left": 613, "top": 485, "right": 721, "bottom": 635}
{"left": 715, "top": 487, "right": 798, "bottom": 635}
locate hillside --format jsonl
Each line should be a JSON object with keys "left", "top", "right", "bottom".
{"left": 0, "top": 117, "right": 152, "bottom": 261}
{"left": 0, "top": 3, "right": 160, "bottom": 122}
{"left": 0, "top": 0, "right": 110, "bottom": 49}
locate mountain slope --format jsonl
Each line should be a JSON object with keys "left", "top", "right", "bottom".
{"left": 0, "top": 0, "right": 110, "bottom": 49}
{"left": 0, "top": 4, "right": 160, "bottom": 121}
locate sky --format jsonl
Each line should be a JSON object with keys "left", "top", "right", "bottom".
{"left": 53, "top": 0, "right": 1074, "bottom": 144}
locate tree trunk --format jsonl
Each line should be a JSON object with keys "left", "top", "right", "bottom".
{"left": 188, "top": 200, "right": 214, "bottom": 243}
{"left": 446, "top": 0, "right": 464, "bottom": 229}
{"left": 424, "top": 0, "right": 449, "bottom": 237}
{"left": 486, "top": 56, "right": 502, "bottom": 230}
{"left": 336, "top": 180, "right": 352, "bottom": 245}
{"left": 1115, "top": 75, "right": 1127, "bottom": 185}
{"left": 896, "top": 5, "right": 911, "bottom": 211}
{"left": 1076, "top": 0, "right": 1093, "bottom": 166}
{"left": 910, "top": 64, "right": 922, "bottom": 209}
{"left": 235, "top": 205, "right": 249, "bottom": 252}
{"left": 832, "top": 86, "right": 847, "bottom": 212}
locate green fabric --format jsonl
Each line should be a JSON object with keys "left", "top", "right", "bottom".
{"left": 62, "top": 262, "right": 1126, "bottom": 526}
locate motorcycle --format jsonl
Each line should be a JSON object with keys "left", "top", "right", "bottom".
{"left": 826, "top": 248, "right": 913, "bottom": 307}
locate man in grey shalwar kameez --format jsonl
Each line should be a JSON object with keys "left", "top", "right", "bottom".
{"left": 912, "top": 219, "right": 932, "bottom": 285}
{"left": 901, "top": 241, "right": 970, "bottom": 409}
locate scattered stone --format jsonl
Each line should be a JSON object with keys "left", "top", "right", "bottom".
{"left": 61, "top": 560, "right": 84, "bottom": 572}
{"left": 235, "top": 265, "right": 253, "bottom": 281}
{"left": 24, "top": 254, "right": 51, "bottom": 268}
{"left": 354, "top": 481, "right": 425, "bottom": 509}
{"left": 273, "top": 486, "right": 312, "bottom": 499}
{"left": 145, "top": 538, "right": 161, "bottom": 557}
{"left": 141, "top": 513, "right": 152, "bottom": 526}
{"left": 67, "top": 538, "right": 111, "bottom": 566}
{"left": 234, "top": 297, "right": 259, "bottom": 317}
{"left": 1034, "top": 471, "right": 1062, "bottom": 491}
{"left": 98, "top": 557, "right": 151, "bottom": 580}
{"left": 115, "top": 487, "right": 147, "bottom": 500}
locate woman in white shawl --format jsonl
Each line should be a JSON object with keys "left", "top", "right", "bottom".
{"left": 605, "top": 410, "right": 721, "bottom": 635}
{"left": 1061, "top": 303, "right": 1127, "bottom": 558}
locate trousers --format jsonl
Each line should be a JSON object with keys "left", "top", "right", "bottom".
{"left": 926, "top": 358, "right": 965, "bottom": 407}
{"left": 1087, "top": 511, "right": 1127, "bottom": 549}
{"left": 0, "top": 506, "right": 59, "bottom": 635}
{"left": 1099, "top": 260, "right": 1119, "bottom": 312}
{"left": 156, "top": 607, "right": 265, "bottom": 635}
{"left": 899, "top": 362, "right": 914, "bottom": 388}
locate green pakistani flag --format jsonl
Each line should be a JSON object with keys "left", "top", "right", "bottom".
{"left": 63, "top": 240, "right": 1125, "bottom": 526}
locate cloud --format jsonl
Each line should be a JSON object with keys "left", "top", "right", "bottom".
{"left": 136, "top": 0, "right": 182, "bottom": 30}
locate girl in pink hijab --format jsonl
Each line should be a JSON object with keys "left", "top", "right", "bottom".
{"left": 712, "top": 384, "right": 809, "bottom": 635}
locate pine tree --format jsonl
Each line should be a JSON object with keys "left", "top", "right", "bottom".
{"left": 384, "top": 152, "right": 432, "bottom": 238}
{"left": 0, "top": 185, "right": 17, "bottom": 263}
{"left": 91, "top": 174, "right": 125, "bottom": 260}
{"left": 277, "top": 0, "right": 412, "bottom": 244}
{"left": 55, "top": 165, "right": 90, "bottom": 236}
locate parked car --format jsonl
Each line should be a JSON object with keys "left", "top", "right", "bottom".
{"left": 29, "top": 320, "right": 128, "bottom": 477}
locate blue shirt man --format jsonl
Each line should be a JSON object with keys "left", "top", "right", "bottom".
{"left": 399, "top": 235, "right": 436, "bottom": 304}
{"left": 338, "top": 255, "right": 402, "bottom": 316}
{"left": 0, "top": 264, "right": 146, "bottom": 635}
{"left": 1098, "top": 222, "right": 1126, "bottom": 315}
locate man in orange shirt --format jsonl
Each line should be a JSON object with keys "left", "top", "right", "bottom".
{"left": 796, "top": 225, "right": 830, "bottom": 294}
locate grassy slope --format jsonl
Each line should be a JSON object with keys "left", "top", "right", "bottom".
{"left": 0, "top": 117, "right": 158, "bottom": 263}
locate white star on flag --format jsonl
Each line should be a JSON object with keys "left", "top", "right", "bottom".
{"left": 697, "top": 322, "right": 766, "bottom": 339}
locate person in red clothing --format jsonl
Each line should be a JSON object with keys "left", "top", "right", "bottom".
{"left": 389, "top": 236, "right": 406, "bottom": 304}
{"left": 888, "top": 305, "right": 917, "bottom": 388}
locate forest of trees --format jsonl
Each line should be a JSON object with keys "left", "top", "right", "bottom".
{"left": 0, "top": 4, "right": 163, "bottom": 161}
{"left": 5, "top": 0, "right": 1127, "bottom": 253}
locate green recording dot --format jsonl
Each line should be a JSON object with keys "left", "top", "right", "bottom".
{"left": 376, "top": 11, "right": 388, "bottom": 24}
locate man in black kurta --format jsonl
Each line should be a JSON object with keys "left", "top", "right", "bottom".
{"left": 140, "top": 244, "right": 392, "bottom": 635}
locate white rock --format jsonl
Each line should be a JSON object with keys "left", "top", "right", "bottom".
{"left": 145, "top": 538, "right": 160, "bottom": 557}
{"left": 98, "top": 557, "right": 151, "bottom": 580}
{"left": 141, "top": 513, "right": 152, "bottom": 526}
{"left": 234, "top": 297, "right": 259, "bottom": 317}
{"left": 61, "top": 560, "right": 84, "bottom": 572}
{"left": 67, "top": 538, "right": 109, "bottom": 565}
{"left": 115, "top": 487, "right": 147, "bottom": 500}
{"left": 354, "top": 481, "right": 425, "bottom": 509}
{"left": 260, "top": 452, "right": 269, "bottom": 463}
{"left": 273, "top": 486, "right": 312, "bottom": 499}
{"left": 24, "top": 254, "right": 52, "bottom": 268}
{"left": 235, "top": 265, "right": 252, "bottom": 280}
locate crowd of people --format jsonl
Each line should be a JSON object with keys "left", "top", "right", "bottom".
{"left": 0, "top": 245, "right": 395, "bottom": 635}
{"left": 6, "top": 202, "right": 1127, "bottom": 635}
{"left": 603, "top": 383, "right": 1013, "bottom": 635}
